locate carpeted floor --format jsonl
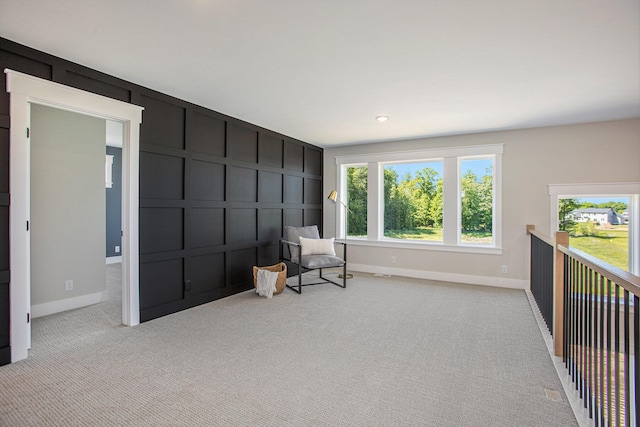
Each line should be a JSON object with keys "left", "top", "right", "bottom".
{"left": 0, "top": 270, "right": 577, "bottom": 426}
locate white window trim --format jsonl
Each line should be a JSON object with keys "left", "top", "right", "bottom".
{"left": 549, "top": 182, "right": 640, "bottom": 275}
{"left": 336, "top": 144, "right": 503, "bottom": 254}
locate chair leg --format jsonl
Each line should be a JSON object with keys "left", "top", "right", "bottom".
{"left": 286, "top": 262, "right": 303, "bottom": 294}
{"left": 342, "top": 263, "right": 347, "bottom": 288}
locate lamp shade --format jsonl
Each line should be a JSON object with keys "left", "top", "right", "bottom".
{"left": 328, "top": 190, "right": 338, "bottom": 202}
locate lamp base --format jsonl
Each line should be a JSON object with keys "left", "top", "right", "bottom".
{"left": 338, "top": 273, "right": 353, "bottom": 279}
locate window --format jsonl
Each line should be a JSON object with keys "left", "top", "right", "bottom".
{"left": 105, "top": 154, "right": 114, "bottom": 188}
{"left": 460, "top": 157, "right": 493, "bottom": 245}
{"left": 550, "top": 183, "right": 640, "bottom": 275}
{"left": 346, "top": 165, "right": 367, "bottom": 237}
{"left": 383, "top": 161, "right": 443, "bottom": 241}
{"left": 336, "top": 144, "right": 502, "bottom": 253}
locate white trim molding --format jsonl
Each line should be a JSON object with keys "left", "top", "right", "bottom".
{"left": 31, "top": 291, "right": 108, "bottom": 319}
{"left": 349, "top": 263, "right": 527, "bottom": 290}
{"left": 5, "top": 69, "right": 143, "bottom": 363}
{"left": 106, "top": 256, "right": 123, "bottom": 265}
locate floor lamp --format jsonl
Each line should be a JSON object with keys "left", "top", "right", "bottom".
{"left": 327, "top": 190, "right": 353, "bottom": 279}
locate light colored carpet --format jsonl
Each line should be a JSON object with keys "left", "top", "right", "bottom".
{"left": 0, "top": 270, "right": 577, "bottom": 426}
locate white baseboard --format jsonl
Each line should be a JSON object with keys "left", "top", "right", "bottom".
{"left": 348, "top": 263, "right": 529, "bottom": 290}
{"left": 106, "top": 256, "right": 122, "bottom": 265}
{"left": 31, "top": 291, "right": 107, "bottom": 319}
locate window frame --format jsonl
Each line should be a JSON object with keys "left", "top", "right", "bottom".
{"left": 458, "top": 155, "right": 497, "bottom": 246}
{"left": 335, "top": 144, "right": 503, "bottom": 254}
{"left": 549, "top": 182, "right": 640, "bottom": 275}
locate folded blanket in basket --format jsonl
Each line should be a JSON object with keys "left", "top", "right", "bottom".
{"left": 256, "top": 269, "right": 279, "bottom": 298}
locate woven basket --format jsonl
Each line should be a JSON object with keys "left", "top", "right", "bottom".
{"left": 253, "top": 262, "right": 287, "bottom": 295}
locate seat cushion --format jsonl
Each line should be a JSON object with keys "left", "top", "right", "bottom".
{"left": 284, "top": 225, "right": 320, "bottom": 260}
{"left": 301, "top": 255, "right": 345, "bottom": 269}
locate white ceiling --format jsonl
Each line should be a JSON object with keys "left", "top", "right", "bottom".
{"left": 1, "top": 0, "right": 638, "bottom": 147}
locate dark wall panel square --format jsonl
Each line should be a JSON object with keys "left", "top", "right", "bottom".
{"left": 191, "top": 208, "right": 224, "bottom": 248}
{"left": 228, "top": 248, "right": 256, "bottom": 286}
{"left": 140, "top": 95, "right": 185, "bottom": 149}
{"left": 0, "top": 283, "right": 8, "bottom": 348}
{"left": 304, "top": 147, "right": 322, "bottom": 175}
{"left": 0, "top": 129, "right": 8, "bottom": 193}
{"left": 304, "top": 178, "right": 322, "bottom": 204}
{"left": 284, "top": 141, "right": 304, "bottom": 172}
{"left": 0, "top": 51, "right": 52, "bottom": 115}
{"left": 228, "top": 209, "right": 257, "bottom": 243}
{"left": 140, "top": 152, "right": 184, "bottom": 200}
{"left": 258, "top": 244, "right": 279, "bottom": 267}
{"left": 228, "top": 123, "right": 257, "bottom": 163}
{"left": 285, "top": 209, "right": 303, "bottom": 227}
{"left": 190, "top": 253, "right": 225, "bottom": 296}
{"left": 192, "top": 112, "right": 225, "bottom": 157}
{"left": 0, "top": 207, "right": 7, "bottom": 271}
{"left": 259, "top": 208, "right": 282, "bottom": 241}
{"left": 140, "top": 208, "right": 183, "bottom": 254}
{"left": 259, "top": 133, "right": 283, "bottom": 168}
{"left": 139, "top": 259, "right": 184, "bottom": 310}
{"left": 285, "top": 175, "right": 303, "bottom": 204}
{"left": 259, "top": 171, "right": 282, "bottom": 203}
{"left": 192, "top": 160, "right": 224, "bottom": 201}
{"left": 229, "top": 166, "right": 257, "bottom": 202}
{"left": 65, "top": 71, "right": 131, "bottom": 103}
{"left": 305, "top": 209, "right": 321, "bottom": 229}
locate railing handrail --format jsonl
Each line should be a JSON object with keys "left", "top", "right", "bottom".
{"left": 526, "top": 225, "right": 555, "bottom": 246}
{"left": 527, "top": 224, "right": 640, "bottom": 295}
{"left": 558, "top": 243, "right": 640, "bottom": 296}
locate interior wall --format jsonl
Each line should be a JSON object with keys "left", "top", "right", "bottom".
{"left": 323, "top": 118, "right": 640, "bottom": 286}
{"left": 30, "top": 104, "right": 106, "bottom": 307}
{"left": 0, "top": 36, "right": 323, "bottom": 363}
{"left": 106, "top": 145, "right": 122, "bottom": 258}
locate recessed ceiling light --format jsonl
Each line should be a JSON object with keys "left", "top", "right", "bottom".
{"left": 376, "top": 115, "right": 390, "bottom": 122}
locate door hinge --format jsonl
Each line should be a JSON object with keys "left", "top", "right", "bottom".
{"left": 26, "top": 220, "right": 29, "bottom": 231}
{"left": 26, "top": 127, "right": 30, "bottom": 138}
{"left": 27, "top": 313, "right": 30, "bottom": 323}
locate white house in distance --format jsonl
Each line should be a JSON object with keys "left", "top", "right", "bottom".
{"left": 568, "top": 208, "right": 626, "bottom": 225}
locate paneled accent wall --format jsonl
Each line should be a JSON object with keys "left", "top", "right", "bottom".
{"left": 0, "top": 37, "right": 323, "bottom": 364}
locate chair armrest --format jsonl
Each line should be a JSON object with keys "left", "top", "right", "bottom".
{"left": 280, "top": 239, "right": 300, "bottom": 248}
{"left": 334, "top": 240, "right": 347, "bottom": 246}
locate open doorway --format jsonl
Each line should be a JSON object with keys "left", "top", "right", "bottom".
{"left": 6, "top": 69, "right": 143, "bottom": 363}
{"left": 29, "top": 104, "right": 111, "bottom": 322}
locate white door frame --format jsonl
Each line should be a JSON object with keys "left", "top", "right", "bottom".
{"left": 5, "top": 69, "right": 144, "bottom": 363}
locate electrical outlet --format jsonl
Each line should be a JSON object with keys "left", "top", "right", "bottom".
{"left": 501, "top": 265, "right": 508, "bottom": 274}
{"left": 115, "top": 245, "right": 120, "bottom": 253}
{"left": 391, "top": 256, "right": 397, "bottom": 264}
{"left": 65, "top": 280, "right": 73, "bottom": 291}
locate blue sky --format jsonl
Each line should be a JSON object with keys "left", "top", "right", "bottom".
{"left": 386, "top": 158, "right": 491, "bottom": 181}
{"left": 575, "top": 197, "right": 628, "bottom": 204}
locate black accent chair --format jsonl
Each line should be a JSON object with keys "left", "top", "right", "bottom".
{"left": 280, "top": 225, "right": 347, "bottom": 294}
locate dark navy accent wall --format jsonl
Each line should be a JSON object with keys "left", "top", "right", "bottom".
{"left": 106, "top": 146, "right": 122, "bottom": 258}
{"left": 0, "top": 37, "right": 324, "bottom": 365}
